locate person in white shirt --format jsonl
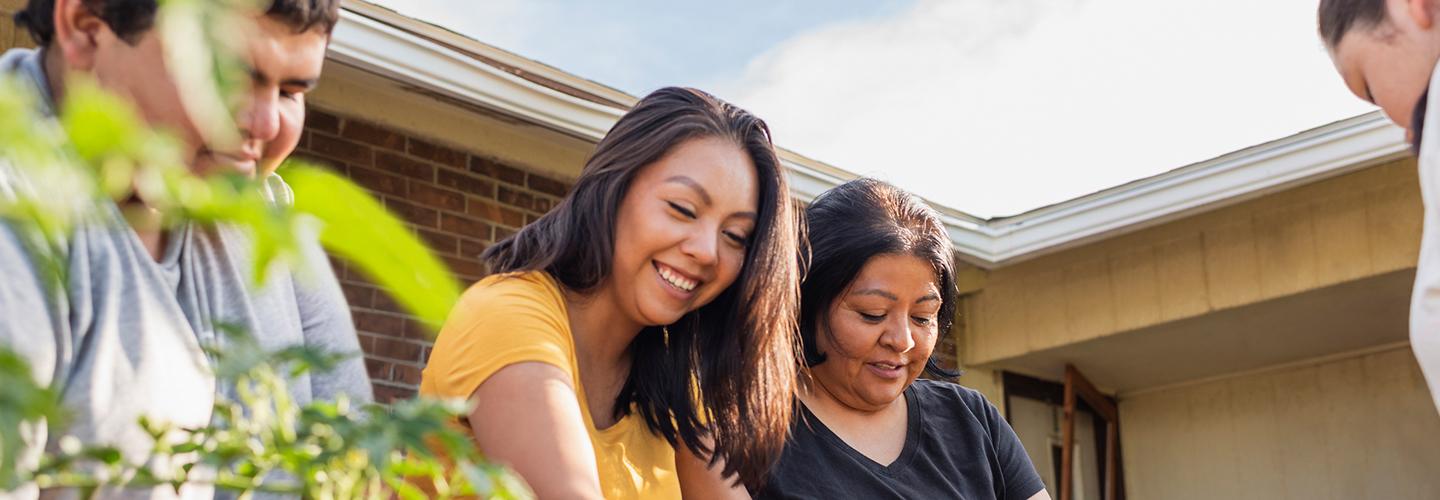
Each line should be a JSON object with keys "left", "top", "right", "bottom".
{"left": 1320, "top": 0, "right": 1440, "bottom": 414}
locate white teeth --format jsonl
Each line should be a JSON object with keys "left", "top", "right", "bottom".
{"left": 659, "top": 265, "right": 697, "bottom": 292}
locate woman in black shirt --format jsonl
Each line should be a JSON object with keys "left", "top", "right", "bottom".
{"left": 754, "top": 179, "right": 1048, "bottom": 500}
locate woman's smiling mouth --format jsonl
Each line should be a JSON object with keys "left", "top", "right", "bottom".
{"left": 655, "top": 261, "right": 700, "bottom": 294}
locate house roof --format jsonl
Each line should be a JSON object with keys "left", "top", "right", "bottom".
{"left": 332, "top": 0, "right": 1409, "bottom": 268}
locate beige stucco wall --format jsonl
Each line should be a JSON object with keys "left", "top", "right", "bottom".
{"left": 963, "top": 158, "right": 1422, "bottom": 366}
{"left": 2, "top": 0, "right": 31, "bottom": 49}
{"left": 1120, "top": 346, "right": 1440, "bottom": 499}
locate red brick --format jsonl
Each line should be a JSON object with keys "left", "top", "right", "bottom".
{"left": 289, "top": 153, "right": 339, "bottom": 171}
{"left": 494, "top": 227, "right": 516, "bottom": 241}
{"left": 437, "top": 169, "right": 496, "bottom": 198}
{"left": 525, "top": 213, "right": 539, "bottom": 225}
{"left": 346, "top": 166, "right": 407, "bottom": 198}
{"left": 385, "top": 198, "right": 439, "bottom": 228}
{"left": 442, "top": 255, "right": 485, "bottom": 278}
{"left": 357, "top": 334, "right": 377, "bottom": 354}
{"left": 373, "top": 383, "right": 415, "bottom": 404}
{"left": 417, "top": 228, "right": 458, "bottom": 255}
{"left": 327, "top": 255, "right": 348, "bottom": 280}
{"left": 393, "top": 364, "right": 424, "bottom": 385}
{"left": 309, "top": 133, "right": 373, "bottom": 166}
{"left": 373, "top": 337, "right": 423, "bottom": 362}
{"left": 407, "top": 138, "right": 466, "bottom": 168}
{"left": 460, "top": 238, "right": 488, "bottom": 258}
{"left": 341, "top": 284, "right": 373, "bottom": 308}
{"left": 402, "top": 318, "right": 438, "bottom": 340}
{"left": 342, "top": 120, "right": 405, "bottom": 150}
{"left": 533, "top": 196, "right": 555, "bottom": 213}
{"left": 306, "top": 109, "right": 341, "bottom": 134}
{"left": 527, "top": 175, "right": 569, "bottom": 197}
{"left": 440, "top": 213, "right": 493, "bottom": 240}
{"left": 377, "top": 151, "right": 435, "bottom": 182}
{"left": 410, "top": 183, "right": 466, "bottom": 212}
{"left": 466, "top": 199, "right": 527, "bottom": 228}
{"left": 496, "top": 185, "right": 534, "bottom": 211}
{"left": 370, "top": 290, "right": 404, "bottom": 314}
{"left": 469, "top": 156, "right": 527, "bottom": 186}
{"left": 355, "top": 310, "right": 404, "bottom": 335}
{"left": 365, "top": 358, "right": 392, "bottom": 381}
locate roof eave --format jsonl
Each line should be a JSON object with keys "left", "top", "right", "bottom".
{"left": 329, "top": 2, "right": 1407, "bottom": 269}
{"left": 981, "top": 112, "right": 1407, "bottom": 267}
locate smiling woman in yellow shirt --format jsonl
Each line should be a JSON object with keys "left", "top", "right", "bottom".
{"left": 421, "top": 87, "right": 802, "bottom": 499}
{"left": 423, "top": 271, "right": 682, "bottom": 498}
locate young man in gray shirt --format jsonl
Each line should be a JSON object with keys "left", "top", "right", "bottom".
{"left": 0, "top": 0, "right": 372, "bottom": 497}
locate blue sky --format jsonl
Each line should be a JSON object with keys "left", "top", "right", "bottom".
{"left": 369, "top": 0, "right": 912, "bottom": 95}
{"left": 370, "top": 0, "right": 1376, "bottom": 217}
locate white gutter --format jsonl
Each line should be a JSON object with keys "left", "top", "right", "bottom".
{"left": 978, "top": 112, "right": 1408, "bottom": 266}
{"left": 330, "top": 2, "right": 1410, "bottom": 269}
{"left": 328, "top": 7, "right": 624, "bottom": 142}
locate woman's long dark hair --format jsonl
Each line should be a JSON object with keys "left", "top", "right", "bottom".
{"left": 481, "top": 87, "right": 801, "bottom": 488}
{"left": 800, "top": 178, "right": 959, "bottom": 379}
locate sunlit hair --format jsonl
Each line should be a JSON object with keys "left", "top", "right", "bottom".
{"left": 799, "top": 178, "right": 959, "bottom": 379}
{"left": 482, "top": 86, "right": 801, "bottom": 488}
{"left": 1317, "top": 0, "right": 1388, "bottom": 49}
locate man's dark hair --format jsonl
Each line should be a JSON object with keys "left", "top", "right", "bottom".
{"left": 1319, "top": 0, "right": 1391, "bottom": 48}
{"left": 483, "top": 86, "right": 802, "bottom": 489}
{"left": 14, "top": 0, "right": 340, "bottom": 46}
{"left": 799, "top": 177, "right": 961, "bottom": 380}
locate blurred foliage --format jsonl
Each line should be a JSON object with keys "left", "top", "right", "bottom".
{"left": 1, "top": 332, "right": 528, "bottom": 499}
{"left": 0, "top": 350, "right": 61, "bottom": 491}
{"left": 0, "top": 0, "right": 496, "bottom": 497}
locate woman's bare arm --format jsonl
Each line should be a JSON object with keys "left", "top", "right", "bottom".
{"left": 468, "top": 362, "right": 605, "bottom": 500}
{"left": 675, "top": 436, "right": 751, "bottom": 500}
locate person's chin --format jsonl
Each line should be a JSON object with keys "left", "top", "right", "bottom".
{"left": 192, "top": 160, "right": 258, "bottom": 179}
{"left": 859, "top": 390, "right": 904, "bottom": 409}
{"left": 636, "top": 298, "right": 687, "bottom": 328}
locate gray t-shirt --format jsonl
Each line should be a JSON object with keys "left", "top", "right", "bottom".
{"left": 0, "top": 47, "right": 372, "bottom": 499}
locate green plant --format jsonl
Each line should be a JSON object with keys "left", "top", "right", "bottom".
{"left": 0, "top": 0, "right": 521, "bottom": 497}
{"left": 8, "top": 330, "right": 527, "bottom": 499}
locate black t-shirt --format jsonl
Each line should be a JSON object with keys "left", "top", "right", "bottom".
{"left": 753, "top": 379, "right": 1046, "bottom": 500}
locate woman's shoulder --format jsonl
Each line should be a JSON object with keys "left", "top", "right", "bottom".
{"left": 456, "top": 271, "right": 566, "bottom": 312}
{"left": 422, "top": 270, "right": 576, "bottom": 398}
{"left": 910, "top": 379, "right": 1001, "bottom": 425}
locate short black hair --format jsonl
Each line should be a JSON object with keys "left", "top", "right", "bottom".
{"left": 799, "top": 178, "right": 960, "bottom": 379}
{"left": 1319, "top": 0, "right": 1391, "bottom": 48}
{"left": 14, "top": 0, "right": 341, "bottom": 46}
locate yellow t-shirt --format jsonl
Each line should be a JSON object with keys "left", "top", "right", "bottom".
{"left": 420, "top": 271, "right": 681, "bottom": 499}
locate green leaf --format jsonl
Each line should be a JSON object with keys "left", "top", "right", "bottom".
{"left": 284, "top": 164, "right": 461, "bottom": 329}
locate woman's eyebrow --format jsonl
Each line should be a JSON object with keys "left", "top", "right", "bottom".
{"left": 850, "top": 288, "right": 898, "bottom": 300}
{"left": 665, "top": 175, "right": 712, "bottom": 205}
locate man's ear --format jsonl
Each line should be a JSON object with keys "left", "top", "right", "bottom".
{"left": 1408, "top": 0, "right": 1437, "bottom": 30}
{"left": 50, "top": 0, "right": 108, "bottom": 71}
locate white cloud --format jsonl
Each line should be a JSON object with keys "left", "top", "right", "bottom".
{"left": 712, "top": 0, "right": 1376, "bottom": 217}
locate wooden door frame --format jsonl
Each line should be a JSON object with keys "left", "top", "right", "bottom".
{"left": 1061, "top": 364, "right": 1125, "bottom": 500}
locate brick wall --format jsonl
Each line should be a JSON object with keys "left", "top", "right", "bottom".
{"left": 294, "top": 108, "right": 570, "bottom": 402}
